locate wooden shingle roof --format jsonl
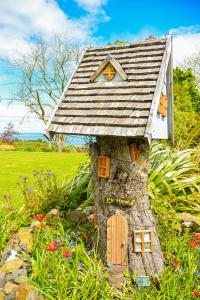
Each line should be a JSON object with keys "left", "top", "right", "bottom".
{"left": 45, "top": 35, "right": 173, "bottom": 141}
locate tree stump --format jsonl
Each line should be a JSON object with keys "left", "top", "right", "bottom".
{"left": 90, "top": 136, "right": 164, "bottom": 286}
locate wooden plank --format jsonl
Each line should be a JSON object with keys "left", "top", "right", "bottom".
{"left": 85, "top": 43, "right": 166, "bottom": 57}
{"left": 63, "top": 94, "right": 153, "bottom": 102}
{"left": 77, "top": 61, "right": 162, "bottom": 73}
{"left": 55, "top": 109, "right": 150, "bottom": 118}
{"left": 71, "top": 74, "right": 159, "bottom": 84}
{"left": 49, "top": 123, "right": 145, "bottom": 137}
{"left": 116, "top": 215, "right": 122, "bottom": 264}
{"left": 80, "top": 55, "right": 164, "bottom": 69}
{"left": 73, "top": 67, "right": 160, "bottom": 78}
{"left": 66, "top": 87, "right": 154, "bottom": 96}
{"left": 112, "top": 215, "right": 117, "bottom": 264}
{"left": 144, "top": 34, "right": 172, "bottom": 140}
{"left": 52, "top": 116, "right": 148, "bottom": 127}
{"left": 82, "top": 49, "right": 165, "bottom": 64}
{"left": 69, "top": 81, "right": 157, "bottom": 90}
{"left": 107, "top": 217, "right": 112, "bottom": 263}
{"left": 90, "top": 58, "right": 109, "bottom": 82}
{"left": 121, "top": 216, "right": 128, "bottom": 266}
{"left": 59, "top": 102, "right": 152, "bottom": 109}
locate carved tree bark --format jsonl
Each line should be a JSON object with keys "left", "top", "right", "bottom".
{"left": 90, "top": 136, "right": 163, "bottom": 281}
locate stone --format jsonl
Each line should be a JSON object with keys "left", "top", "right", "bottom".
{"left": 5, "top": 274, "right": 13, "bottom": 283}
{"left": 4, "top": 282, "right": 18, "bottom": 295}
{"left": 12, "top": 269, "right": 27, "bottom": 283}
{"left": 14, "top": 275, "right": 28, "bottom": 284}
{"left": 45, "top": 208, "right": 59, "bottom": 223}
{"left": 18, "top": 229, "right": 33, "bottom": 252}
{"left": 5, "top": 291, "right": 16, "bottom": 300}
{"left": 177, "top": 213, "right": 200, "bottom": 230}
{"left": 67, "top": 210, "right": 87, "bottom": 224}
{"left": 0, "top": 259, "right": 23, "bottom": 273}
{"left": 0, "top": 291, "right": 5, "bottom": 300}
{"left": 15, "top": 282, "right": 45, "bottom": 300}
{"left": 5, "top": 251, "right": 18, "bottom": 263}
{"left": 0, "top": 272, "right": 6, "bottom": 289}
{"left": 182, "top": 221, "right": 193, "bottom": 228}
{"left": 83, "top": 206, "right": 93, "bottom": 216}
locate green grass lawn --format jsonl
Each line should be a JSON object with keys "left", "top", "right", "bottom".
{"left": 0, "top": 151, "right": 87, "bottom": 202}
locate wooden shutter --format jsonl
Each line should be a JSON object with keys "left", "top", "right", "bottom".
{"left": 158, "top": 93, "right": 168, "bottom": 117}
{"left": 129, "top": 143, "right": 138, "bottom": 162}
{"left": 107, "top": 215, "right": 128, "bottom": 266}
{"left": 98, "top": 156, "right": 110, "bottom": 178}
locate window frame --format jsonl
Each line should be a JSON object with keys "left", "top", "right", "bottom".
{"left": 133, "top": 230, "right": 153, "bottom": 253}
{"left": 98, "top": 156, "right": 110, "bottom": 178}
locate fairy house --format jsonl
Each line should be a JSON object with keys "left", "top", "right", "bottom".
{"left": 45, "top": 34, "right": 173, "bottom": 287}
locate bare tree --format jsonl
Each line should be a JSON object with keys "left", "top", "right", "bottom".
{"left": 10, "top": 35, "right": 83, "bottom": 151}
{"left": 182, "top": 51, "right": 200, "bottom": 88}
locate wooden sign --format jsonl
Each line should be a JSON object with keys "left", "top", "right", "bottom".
{"left": 136, "top": 276, "right": 151, "bottom": 287}
{"left": 105, "top": 196, "right": 135, "bottom": 207}
{"left": 107, "top": 215, "right": 128, "bottom": 266}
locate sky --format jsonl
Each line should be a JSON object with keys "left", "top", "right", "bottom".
{"left": 0, "top": 0, "right": 200, "bottom": 133}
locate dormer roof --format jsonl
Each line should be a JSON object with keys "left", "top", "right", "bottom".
{"left": 45, "top": 34, "right": 173, "bottom": 143}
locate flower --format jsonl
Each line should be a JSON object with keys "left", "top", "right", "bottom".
{"left": 35, "top": 214, "right": 45, "bottom": 222}
{"left": 190, "top": 241, "right": 198, "bottom": 249}
{"left": 82, "top": 232, "right": 88, "bottom": 239}
{"left": 78, "top": 261, "right": 83, "bottom": 270}
{"left": 45, "top": 242, "right": 58, "bottom": 252}
{"left": 192, "top": 234, "right": 200, "bottom": 240}
{"left": 63, "top": 249, "right": 71, "bottom": 258}
{"left": 171, "top": 258, "right": 181, "bottom": 266}
{"left": 76, "top": 231, "right": 80, "bottom": 236}
{"left": 66, "top": 233, "right": 71, "bottom": 239}
{"left": 192, "top": 289, "right": 200, "bottom": 297}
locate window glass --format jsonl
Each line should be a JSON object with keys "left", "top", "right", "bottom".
{"left": 135, "top": 243, "right": 142, "bottom": 251}
{"left": 135, "top": 233, "right": 142, "bottom": 242}
{"left": 144, "top": 232, "right": 151, "bottom": 242}
{"left": 144, "top": 242, "right": 151, "bottom": 250}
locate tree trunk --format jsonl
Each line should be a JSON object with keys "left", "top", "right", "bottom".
{"left": 90, "top": 136, "right": 163, "bottom": 284}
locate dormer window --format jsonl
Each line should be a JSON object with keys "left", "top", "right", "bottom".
{"left": 103, "top": 63, "right": 116, "bottom": 81}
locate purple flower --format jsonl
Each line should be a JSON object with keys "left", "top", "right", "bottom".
{"left": 56, "top": 236, "right": 62, "bottom": 244}
{"left": 16, "top": 182, "right": 19, "bottom": 185}
{"left": 23, "top": 177, "right": 28, "bottom": 181}
{"left": 67, "top": 256, "right": 71, "bottom": 261}
{"left": 66, "top": 233, "right": 71, "bottom": 239}
{"left": 78, "top": 261, "right": 83, "bottom": 270}
{"left": 27, "top": 187, "right": 33, "bottom": 193}
{"left": 76, "top": 231, "right": 80, "bottom": 236}
{"left": 100, "top": 272, "right": 104, "bottom": 277}
{"left": 3, "top": 195, "right": 7, "bottom": 200}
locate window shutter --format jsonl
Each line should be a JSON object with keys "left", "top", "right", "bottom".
{"left": 98, "top": 156, "right": 110, "bottom": 178}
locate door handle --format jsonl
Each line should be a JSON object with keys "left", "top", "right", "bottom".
{"left": 122, "top": 241, "right": 126, "bottom": 246}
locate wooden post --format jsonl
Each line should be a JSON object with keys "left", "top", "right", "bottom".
{"left": 91, "top": 136, "right": 163, "bottom": 284}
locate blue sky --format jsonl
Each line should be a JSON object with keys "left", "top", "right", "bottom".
{"left": 0, "top": 0, "right": 200, "bottom": 132}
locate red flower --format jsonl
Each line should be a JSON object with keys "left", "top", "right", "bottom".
{"left": 190, "top": 241, "right": 198, "bottom": 249}
{"left": 45, "top": 242, "right": 58, "bottom": 252}
{"left": 171, "top": 258, "right": 181, "bottom": 266}
{"left": 82, "top": 232, "right": 88, "bottom": 239}
{"left": 35, "top": 214, "right": 45, "bottom": 222}
{"left": 192, "top": 233, "right": 200, "bottom": 240}
{"left": 63, "top": 249, "right": 71, "bottom": 257}
{"left": 192, "top": 289, "right": 200, "bottom": 297}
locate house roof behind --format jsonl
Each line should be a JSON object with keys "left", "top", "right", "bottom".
{"left": 45, "top": 36, "right": 171, "bottom": 140}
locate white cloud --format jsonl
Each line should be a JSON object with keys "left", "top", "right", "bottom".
{"left": 172, "top": 25, "right": 200, "bottom": 65}
{"left": 75, "top": 0, "right": 107, "bottom": 14}
{"left": 0, "top": 0, "right": 108, "bottom": 60}
{"left": 0, "top": 104, "right": 44, "bottom": 132}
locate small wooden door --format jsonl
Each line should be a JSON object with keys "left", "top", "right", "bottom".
{"left": 107, "top": 215, "right": 128, "bottom": 266}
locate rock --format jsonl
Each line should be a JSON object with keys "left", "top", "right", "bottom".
{"left": 5, "top": 274, "right": 13, "bottom": 283}
{"left": 182, "top": 221, "right": 193, "bottom": 228}
{"left": 83, "top": 206, "right": 93, "bottom": 216}
{"left": 45, "top": 208, "right": 59, "bottom": 223}
{"left": 67, "top": 210, "right": 87, "bottom": 224}
{"left": 14, "top": 275, "right": 28, "bottom": 284}
{"left": 0, "top": 259, "right": 23, "bottom": 273}
{"left": 0, "top": 272, "right": 6, "bottom": 289}
{"left": 12, "top": 269, "right": 27, "bottom": 284}
{"left": 4, "top": 282, "right": 18, "bottom": 295}
{"left": 5, "top": 251, "right": 18, "bottom": 263}
{"left": 16, "top": 282, "right": 45, "bottom": 300}
{"left": 177, "top": 213, "right": 200, "bottom": 230}
{"left": 0, "top": 291, "right": 5, "bottom": 300}
{"left": 5, "top": 291, "right": 16, "bottom": 300}
{"left": 18, "top": 229, "right": 33, "bottom": 252}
